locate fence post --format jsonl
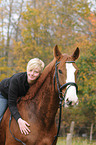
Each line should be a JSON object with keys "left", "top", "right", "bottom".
{"left": 90, "top": 123, "right": 94, "bottom": 142}
{"left": 66, "top": 133, "right": 72, "bottom": 145}
{"left": 70, "top": 121, "right": 75, "bottom": 136}
{"left": 66, "top": 121, "right": 75, "bottom": 145}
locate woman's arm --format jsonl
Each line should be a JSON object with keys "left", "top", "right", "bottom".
{"left": 8, "top": 77, "right": 30, "bottom": 135}
{"left": 8, "top": 78, "right": 21, "bottom": 121}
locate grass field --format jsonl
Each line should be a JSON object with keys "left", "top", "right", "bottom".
{"left": 57, "top": 137, "right": 96, "bottom": 145}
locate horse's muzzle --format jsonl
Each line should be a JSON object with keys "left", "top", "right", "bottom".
{"left": 65, "top": 98, "right": 79, "bottom": 107}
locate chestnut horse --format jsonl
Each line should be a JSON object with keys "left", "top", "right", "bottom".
{"left": 0, "top": 45, "right": 79, "bottom": 145}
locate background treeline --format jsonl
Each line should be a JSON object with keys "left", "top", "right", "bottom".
{"left": 0, "top": 0, "right": 96, "bottom": 138}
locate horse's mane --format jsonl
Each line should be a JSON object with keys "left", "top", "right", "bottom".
{"left": 21, "top": 58, "right": 56, "bottom": 101}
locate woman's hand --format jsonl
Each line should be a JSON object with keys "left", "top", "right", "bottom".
{"left": 17, "top": 118, "right": 30, "bottom": 135}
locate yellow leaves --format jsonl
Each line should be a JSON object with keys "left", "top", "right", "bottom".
{"left": 0, "top": 57, "right": 5, "bottom": 61}
{"left": 81, "top": 97, "right": 84, "bottom": 102}
{"left": 0, "top": 74, "right": 7, "bottom": 81}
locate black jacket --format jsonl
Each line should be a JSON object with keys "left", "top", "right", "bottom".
{"left": 0, "top": 72, "right": 29, "bottom": 121}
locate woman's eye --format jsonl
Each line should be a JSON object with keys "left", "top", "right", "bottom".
{"left": 35, "top": 71, "right": 39, "bottom": 73}
{"left": 30, "top": 69, "right": 32, "bottom": 72}
{"left": 58, "top": 69, "right": 63, "bottom": 74}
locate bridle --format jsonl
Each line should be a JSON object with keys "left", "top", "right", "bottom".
{"left": 9, "top": 60, "right": 78, "bottom": 145}
{"left": 52, "top": 60, "right": 78, "bottom": 145}
{"left": 53, "top": 60, "right": 78, "bottom": 100}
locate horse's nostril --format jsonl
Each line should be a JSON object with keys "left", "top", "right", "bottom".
{"left": 69, "top": 101, "right": 72, "bottom": 106}
{"left": 66, "top": 100, "right": 72, "bottom": 106}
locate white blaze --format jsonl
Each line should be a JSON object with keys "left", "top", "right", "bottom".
{"left": 65, "top": 63, "right": 78, "bottom": 106}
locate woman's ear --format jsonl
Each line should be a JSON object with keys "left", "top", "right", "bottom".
{"left": 71, "top": 47, "right": 80, "bottom": 60}
{"left": 53, "top": 45, "right": 62, "bottom": 60}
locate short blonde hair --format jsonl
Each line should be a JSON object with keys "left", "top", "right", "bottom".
{"left": 27, "top": 58, "right": 45, "bottom": 73}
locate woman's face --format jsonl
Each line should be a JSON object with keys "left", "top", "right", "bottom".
{"left": 27, "top": 68, "right": 40, "bottom": 84}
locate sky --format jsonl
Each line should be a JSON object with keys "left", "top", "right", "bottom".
{"left": 88, "top": 0, "right": 96, "bottom": 11}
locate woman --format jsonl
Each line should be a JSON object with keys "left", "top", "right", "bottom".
{"left": 0, "top": 58, "right": 45, "bottom": 135}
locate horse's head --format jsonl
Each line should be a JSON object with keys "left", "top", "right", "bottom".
{"left": 54, "top": 45, "right": 80, "bottom": 107}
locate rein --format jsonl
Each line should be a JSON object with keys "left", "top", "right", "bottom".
{"left": 9, "top": 115, "right": 26, "bottom": 145}
{"left": 52, "top": 60, "right": 78, "bottom": 145}
{"left": 9, "top": 96, "right": 26, "bottom": 145}
{"left": 9, "top": 60, "right": 78, "bottom": 145}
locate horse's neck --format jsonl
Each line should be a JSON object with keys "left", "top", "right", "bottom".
{"left": 33, "top": 66, "right": 59, "bottom": 126}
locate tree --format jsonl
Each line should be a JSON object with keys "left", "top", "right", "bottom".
{"left": 0, "top": 0, "right": 25, "bottom": 78}
{"left": 11, "top": 1, "right": 57, "bottom": 72}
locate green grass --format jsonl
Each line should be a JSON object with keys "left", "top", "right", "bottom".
{"left": 57, "top": 137, "right": 96, "bottom": 145}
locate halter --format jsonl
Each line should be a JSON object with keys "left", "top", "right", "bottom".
{"left": 52, "top": 60, "right": 78, "bottom": 145}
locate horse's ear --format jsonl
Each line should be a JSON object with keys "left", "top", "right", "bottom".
{"left": 71, "top": 47, "right": 80, "bottom": 60}
{"left": 53, "top": 45, "right": 62, "bottom": 60}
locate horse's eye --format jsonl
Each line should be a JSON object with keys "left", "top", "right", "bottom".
{"left": 58, "top": 69, "right": 63, "bottom": 74}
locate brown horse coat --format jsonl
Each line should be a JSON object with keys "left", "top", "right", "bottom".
{"left": 0, "top": 45, "right": 79, "bottom": 145}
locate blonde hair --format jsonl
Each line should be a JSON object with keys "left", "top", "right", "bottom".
{"left": 27, "top": 58, "right": 45, "bottom": 73}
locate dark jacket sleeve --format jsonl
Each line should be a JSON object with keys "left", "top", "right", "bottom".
{"left": 8, "top": 77, "right": 21, "bottom": 122}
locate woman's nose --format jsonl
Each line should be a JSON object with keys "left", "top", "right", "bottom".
{"left": 31, "top": 70, "right": 34, "bottom": 75}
